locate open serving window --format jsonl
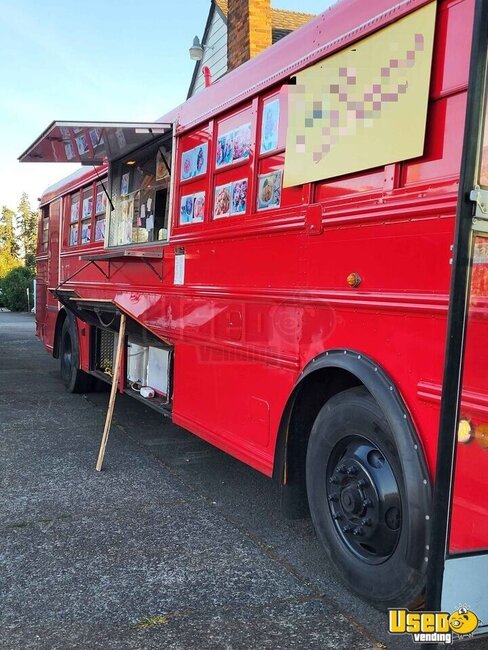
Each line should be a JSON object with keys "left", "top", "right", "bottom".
{"left": 108, "top": 137, "right": 171, "bottom": 246}
{"left": 19, "top": 120, "right": 174, "bottom": 247}
{"left": 18, "top": 121, "right": 172, "bottom": 165}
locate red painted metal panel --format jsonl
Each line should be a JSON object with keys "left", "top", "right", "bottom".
{"left": 430, "top": 0, "right": 475, "bottom": 97}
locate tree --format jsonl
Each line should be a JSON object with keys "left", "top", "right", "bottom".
{"left": 0, "top": 206, "right": 20, "bottom": 259}
{"left": 17, "top": 193, "right": 38, "bottom": 271}
{"left": 0, "top": 266, "right": 34, "bottom": 312}
{"left": 0, "top": 205, "right": 21, "bottom": 281}
{"left": 0, "top": 250, "right": 20, "bottom": 280}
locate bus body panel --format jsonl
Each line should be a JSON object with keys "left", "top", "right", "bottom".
{"left": 33, "top": 0, "right": 487, "bottom": 553}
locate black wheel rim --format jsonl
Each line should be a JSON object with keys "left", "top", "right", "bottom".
{"left": 61, "top": 330, "right": 73, "bottom": 384}
{"left": 326, "top": 435, "right": 402, "bottom": 564}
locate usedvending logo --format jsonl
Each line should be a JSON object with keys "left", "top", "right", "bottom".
{"left": 388, "top": 607, "right": 480, "bottom": 644}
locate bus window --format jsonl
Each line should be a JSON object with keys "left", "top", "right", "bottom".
{"left": 94, "top": 181, "right": 107, "bottom": 242}
{"left": 212, "top": 106, "right": 252, "bottom": 220}
{"left": 40, "top": 206, "right": 49, "bottom": 253}
{"left": 69, "top": 192, "right": 80, "bottom": 246}
{"left": 176, "top": 127, "right": 210, "bottom": 227}
{"left": 81, "top": 186, "right": 93, "bottom": 244}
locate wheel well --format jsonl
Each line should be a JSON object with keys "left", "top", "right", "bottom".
{"left": 274, "top": 349, "right": 431, "bottom": 541}
{"left": 274, "top": 367, "right": 361, "bottom": 517}
{"left": 52, "top": 309, "right": 68, "bottom": 359}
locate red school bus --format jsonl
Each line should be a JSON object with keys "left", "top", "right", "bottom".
{"left": 21, "top": 0, "right": 488, "bottom": 610}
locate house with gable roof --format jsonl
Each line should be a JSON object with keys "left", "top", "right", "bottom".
{"left": 188, "top": 0, "right": 315, "bottom": 97}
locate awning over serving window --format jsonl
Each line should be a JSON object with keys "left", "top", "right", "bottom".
{"left": 18, "top": 121, "right": 173, "bottom": 165}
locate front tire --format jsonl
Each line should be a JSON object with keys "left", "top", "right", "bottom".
{"left": 306, "top": 386, "right": 427, "bottom": 609}
{"left": 60, "top": 318, "right": 93, "bottom": 393}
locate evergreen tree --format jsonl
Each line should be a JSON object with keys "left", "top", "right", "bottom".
{"left": 17, "top": 193, "right": 38, "bottom": 271}
{"left": 0, "top": 251, "right": 20, "bottom": 279}
{"left": 0, "top": 206, "right": 20, "bottom": 258}
{"left": 0, "top": 205, "right": 21, "bottom": 279}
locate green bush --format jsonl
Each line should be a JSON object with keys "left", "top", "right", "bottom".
{"left": 0, "top": 266, "right": 34, "bottom": 312}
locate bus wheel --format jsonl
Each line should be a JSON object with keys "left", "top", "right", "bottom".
{"left": 306, "top": 386, "right": 425, "bottom": 609}
{"left": 60, "top": 319, "right": 93, "bottom": 393}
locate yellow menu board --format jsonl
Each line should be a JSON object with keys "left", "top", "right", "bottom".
{"left": 284, "top": 2, "right": 436, "bottom": 187}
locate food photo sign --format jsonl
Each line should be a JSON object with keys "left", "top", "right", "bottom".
{"left": 260, "top": 99, "right": 280, "bottom": 153}
{"left": 216, "top": 123, "right": 251, "bottom": 168}
{"left": 257, "top": 171, "right": 282, "bottom": 210}
{"left": 180, "top": 143, "right": 208, "bottom": 181}
{"left": 214, "top": 179, "right": 248, "bottom": 218}
{"left": 180, "top": 191, "right": 206, "bottom": 225}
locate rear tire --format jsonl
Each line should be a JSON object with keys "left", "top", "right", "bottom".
{"left": 306, "top": 386, "right": 426, "bottom": 609}
{"left": 60, "top": 318, "right": 93, "bottom": 393}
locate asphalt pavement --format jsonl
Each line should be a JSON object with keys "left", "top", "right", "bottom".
{"left": 1, "top": 312, "right": 486, "bottom": 649}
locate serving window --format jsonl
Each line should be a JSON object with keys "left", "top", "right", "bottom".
{"left": 108, "top": 137, "right": 171, "bottom": 247}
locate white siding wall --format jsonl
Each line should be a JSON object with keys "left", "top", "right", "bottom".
{"left": 191, "top": 9, "right": 228, "bottom": 96}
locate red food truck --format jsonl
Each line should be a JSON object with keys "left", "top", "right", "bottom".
{"left": 20, "top": 0, "right": 488, "bottom": 614}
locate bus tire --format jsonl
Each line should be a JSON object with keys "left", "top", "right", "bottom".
{"left": 306, "top": 386, "right": 425, "bottom": 609}
{"left": 60, "top": 318, "right": 93, "bottom": 394}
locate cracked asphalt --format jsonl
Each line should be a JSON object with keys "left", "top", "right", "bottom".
{"left": 1, "top": 312, "right": 486, "bottom": 649}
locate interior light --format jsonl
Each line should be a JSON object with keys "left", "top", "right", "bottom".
{"left": 134, "top": 128, "right": 166, "bottom": 134}
{"left": 126, "top": 160, "right": 136, "bottom": 166}
{"left": 457, "top": 419, "right": 473, "bottom": 444}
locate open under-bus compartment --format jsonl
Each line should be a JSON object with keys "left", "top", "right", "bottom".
{"left": 91, "top": 324, "right": 173, "bottom": 414}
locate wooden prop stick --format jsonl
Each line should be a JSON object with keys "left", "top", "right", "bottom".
{"left": 96, "top": 313, "right": 126, "bottom": 471}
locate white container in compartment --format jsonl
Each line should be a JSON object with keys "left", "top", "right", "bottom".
{"left": 127, "top": 341, "right": 148, "bottom": 385}
{"left": 146, "top": 347, "right": 169, "bottom": 395}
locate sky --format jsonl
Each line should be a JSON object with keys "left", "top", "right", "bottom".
{"left": 0, "top": 0, "right": 331, "bottom": 213}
